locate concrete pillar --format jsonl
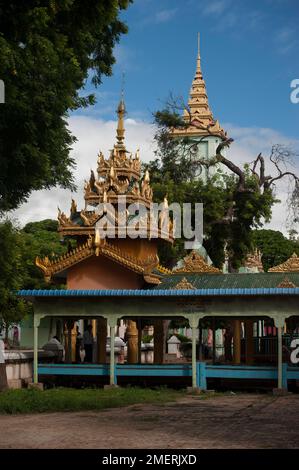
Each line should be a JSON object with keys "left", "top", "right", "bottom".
{"left": 33, "top": 316, "right": 39, "bottom": 384}
{"left": 233, "top": 319, "right": 241, "bottom": 364}
{"left": 153, "top": 319, "right": 164, "bottom": 364}
{"left": 110, "top": 324, "right": 115, "bottom": 386}
{"left": 245, "top": 320, "right": 254, "bottom": 365}
{"left": 97, "top": 318, "right": 107, "bottom": 363}
{"left": 212, "top": 317, "right": 216, "bottom": 364}
{"left": 127, "top": 320, "right": 138, "bottom": 364}
{"left": 277, "top": 325, "right": 283, "bottom": 389}
{"left": 192, "top": 325, "right": 197, "bottom": 388}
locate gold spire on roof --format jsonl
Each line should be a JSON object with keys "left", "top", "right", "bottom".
{"left": 244, "top": 249, "right": 264, "bottom": 273}
{"left": 172, "top": 34, "right": 226, "bottom": 139}
{"left": 173, "top": 250, "right": 221, "bottom": 274}
{"left": 115, "top": 98, "right": 126, "bottom": 149}
{"left": 269, "top": 253, "right": 299, "bottom": 272}
{"left": 174, "top": 277, "right": 196, "bottom": 290}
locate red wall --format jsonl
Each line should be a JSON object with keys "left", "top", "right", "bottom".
{"left": 67, "top": 255, "right": 144, "bottom": 290}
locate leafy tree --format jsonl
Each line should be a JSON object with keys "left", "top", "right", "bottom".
{"left": 0, "top": 218, "right": 67, "bottom": 340}
{"left": 0, "top": 221, "right": 28, "bottom": 339}
{"left": 21, "top": 219, "right": 67, "bottom": 289}
{"left": 148, "top": 102, "right": 299, "bottom": 270}
{"left": 0, "top": 0, "right": 132, "bottom": 212}
{"left": 252, "top": 229, "right": 299, "bottom": 272}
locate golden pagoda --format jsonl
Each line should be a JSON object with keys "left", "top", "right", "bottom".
{"left": 171, "top": 34, "right": 226, "bottom": 141}
{"left": 36, "top": 100, "right": 173, "bottom": 287}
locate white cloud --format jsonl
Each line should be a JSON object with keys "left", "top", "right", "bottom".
{"left": 12, "top": 116, "right": 156, "bottom": 226}
{"left": 202, "top": 0, "right": 231, "bottom": 16}
{"left": 155, "top": 8, "right": 178, "bottom": 23}
{"left": 12, "top": 118, "right": 299, "bottom": 236}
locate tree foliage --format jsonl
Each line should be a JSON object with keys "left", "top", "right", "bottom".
{"left": 0, "top": 219, "right": 67, "bottom": 334}
{"left": 0, "top": 221, "right": 28, "bottom": 336}
{"left": 252, "top": 229, "right": 299, "bottom": 272}
{"left": 0, "top": 0, "right": 132, "bottom": 211}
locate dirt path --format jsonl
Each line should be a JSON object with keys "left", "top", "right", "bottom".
{"left": 1, "top": 394, "right": 299, "bottom": 448}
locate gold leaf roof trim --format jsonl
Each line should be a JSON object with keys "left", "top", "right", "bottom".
{"left": 36, "top": 237, "right": 159, "bottom": 283}
{"left": 173, "top": 250, "right": 221, "bottom": 274}
{"left": 174, "top": 277, "right": 196, "bottom": 290}
{"left": 269, "top": 253, "right": 299, "bottom": 273}
{"left": 277, "top": 277, "right": 297, "bottom": 288}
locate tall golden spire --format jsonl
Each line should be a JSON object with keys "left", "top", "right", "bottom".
{"left": 116, "top": 98, "right": 126, "bottom": 149}
{"left": 183, "top": 33, "right": 213, "bottom": 126}
{"left": 172, "top": 34, "right": 226, "bottom": 139}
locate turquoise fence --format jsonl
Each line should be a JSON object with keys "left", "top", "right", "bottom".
{"left": 38, "top": 362, "right": 299, "bottom": 390}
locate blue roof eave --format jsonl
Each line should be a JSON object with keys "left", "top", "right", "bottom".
{"left": 17, "top": 288, "right": 299, "bottom": 297}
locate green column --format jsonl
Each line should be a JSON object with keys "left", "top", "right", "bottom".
{"left": 33, "top": 316, "right": 39, "bottom": 384}
{"left": 277, "top": 326, "right": 282, "bottom": 389}
{"left": 110, "top": 323, "right": 115, "bottom": 386}
{"left": 192, "top": 325, "right": 197, "bottom": 388}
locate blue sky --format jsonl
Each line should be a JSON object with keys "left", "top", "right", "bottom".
{"left": 75, "top": 0, "right": 299, "bottom": 140}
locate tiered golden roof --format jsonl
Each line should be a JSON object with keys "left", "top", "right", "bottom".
{"left": 57, "top": 100, "right": 173, "bottom": 242}
{"left": 36, "top": 99, "right": 173, "bottom": 285}
{"left": 36, "top": 236, "right": 161, "bottom": 284}
{"left": 171, "top": 35, "right": 226, "bottom": 140}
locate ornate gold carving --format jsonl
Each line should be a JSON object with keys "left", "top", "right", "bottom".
{"left": 157, "top": 265, "right": 172, "bottom": 275}
{"left": 57, "top": 208, "right": 75, "bottom": 227}
{"left": 277, "top": 277, "right": 297, "bottom": 288}
{"left": 173, "top": 250, "right": 221, "bottom": 274}
{"left": 143, "top": 274, "right": 161, "bottom": 285}
{"left": 36, "top": 236, "right": 160, "bottom": 281}
{"left": 35, "top": 238, "right": 94, "bottom": 282}
{"left": 70, "top": 199, "right": 77, "bottom": 215}
{"left": 269, "top": 253, "right": 299, "bottom": 272}
{"left": 174, "top": 277, "right": 196, "bottom": 290}
{"left": 80, "top": 210, "right": 99, "bottom": 227}
{"left": 244, "top": 249, "right": 264, "bottom": 272}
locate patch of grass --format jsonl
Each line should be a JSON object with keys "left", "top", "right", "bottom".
{"left": 0, "top": 387, "right": 184, "bottom": 415}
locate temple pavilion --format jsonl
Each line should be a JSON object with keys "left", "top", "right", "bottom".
{"left": 18, "top": 43, "right": 299, "bottom": 392}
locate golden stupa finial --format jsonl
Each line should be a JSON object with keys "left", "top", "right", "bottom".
{"left": 115, "top": 73, "right": 126, "bottom": 149}
{"left": 195, "top": 32, "right": 202, "bottom": 77}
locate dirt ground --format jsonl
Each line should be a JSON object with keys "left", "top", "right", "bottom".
{"left": 1, "top": 393, "right": 299, "bottom": 449}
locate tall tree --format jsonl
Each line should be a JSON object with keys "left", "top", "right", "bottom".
{"left": 0, "top": 218, "right": 68, "bottom": 337}
{"left": 252, "top": 229, "right": 299, "bottom": 272}
{"left": 0, "top": 0, "right": 132, "bottom": 211}
{"left": 0, "top": 221, "right": 28, "bottom": 339}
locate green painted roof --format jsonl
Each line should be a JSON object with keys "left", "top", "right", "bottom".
{"left": 152, "top": 272, "right": 299, "bottom": 290}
